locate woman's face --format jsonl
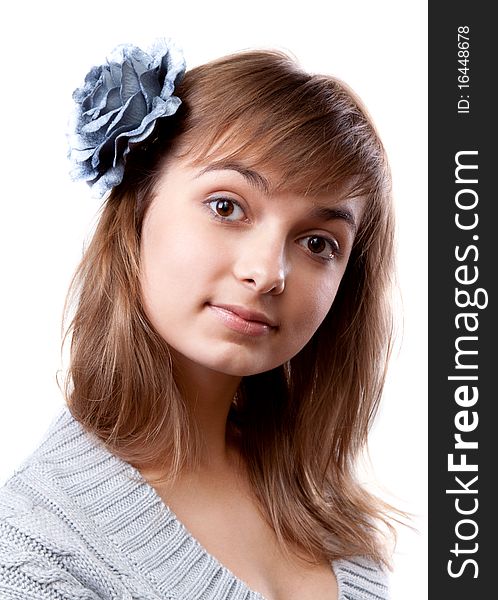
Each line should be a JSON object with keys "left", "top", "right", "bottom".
{"left": 139, "top": 154, "right": 364, "bottom": 377}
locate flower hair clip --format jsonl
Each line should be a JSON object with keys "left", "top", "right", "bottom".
{"left": 68, "top": 39, "right": 186, "bottom": 198}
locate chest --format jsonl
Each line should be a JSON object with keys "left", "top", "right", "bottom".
{"left": 148, "top": 474, "right": 338, "bottom": 600}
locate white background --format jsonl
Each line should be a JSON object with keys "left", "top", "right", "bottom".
{"left": 0, "top": 1, "right": 427, "bottom": 598}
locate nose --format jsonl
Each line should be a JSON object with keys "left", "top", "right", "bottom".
{"left": 233, "top": 230, "right": 287, "bottom": 295}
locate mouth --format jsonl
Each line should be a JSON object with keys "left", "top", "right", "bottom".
{"left": 206, "top": 303, "right": 278, "bottom": 336}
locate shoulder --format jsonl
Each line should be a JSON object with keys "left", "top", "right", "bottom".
{"left": 0, "top": 408, "right": 161, "bottom": 600}
{"left": 333, "top": 555, "right": 390, "bottom": 600}
{"left": 0, "top": 481, "right": 103, "bottom": 598}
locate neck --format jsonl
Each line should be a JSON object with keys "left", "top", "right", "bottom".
{"left": 171, "top": 350, "right": 242, "bottom": 470}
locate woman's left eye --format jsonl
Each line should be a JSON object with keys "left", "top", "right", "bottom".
{"left": 206, "top": 198, "right": 245, "bottom": 221}
{"left": 298, "top": 235, "right": 340, "bottom": 261}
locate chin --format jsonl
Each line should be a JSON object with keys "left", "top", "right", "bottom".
{"left": 196, "top": 348, "right": 281, "bottom": 377}
{"left": 207, "top": 358, "right": 275, "bottom": 377}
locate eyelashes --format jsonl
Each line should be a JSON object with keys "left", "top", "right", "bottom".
{"left": 297, "top": 236, "right": 340, "bottom": 261}
{"left": 204, "top": 196, "right": 342, "bottom": 262}
{"left": 206, "top": 197, "right": 246, "bottom": 222}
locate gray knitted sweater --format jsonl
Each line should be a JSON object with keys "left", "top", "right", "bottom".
{"left": 0, "top": 406, "right": 389, "bottom": 599}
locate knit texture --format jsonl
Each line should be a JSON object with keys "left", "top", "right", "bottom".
{"left": 0, "top": 407, "right": 389, "bottom": 599}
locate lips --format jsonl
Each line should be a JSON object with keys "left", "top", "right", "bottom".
{"left": 207, "top": 303, "right": 278, "bottom": 336}
{"left": 209, "top": 303, "right": 278, "bottom": 328}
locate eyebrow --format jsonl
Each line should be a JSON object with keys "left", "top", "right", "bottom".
{"left": 310, "top": 205, "right": 358, "bottom": 234}
{"left": 195, "top": 162, "right": 272, "bottom": 195}
{"left": 195, "top": 162, "right": 357, "bottom": 233}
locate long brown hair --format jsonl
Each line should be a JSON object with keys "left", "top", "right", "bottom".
{"left": 63, "top": 49, "right": 398, "bottom": 567}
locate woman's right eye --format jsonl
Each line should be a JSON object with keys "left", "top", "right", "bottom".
{"left": 206, "top": 198, "right": 246, "bottom": 222}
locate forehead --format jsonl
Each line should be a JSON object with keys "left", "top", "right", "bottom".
{"left": 166, "top": 137, "right": 358, "bottom": 199}
{"left": 166, "top": 124, "right": 362, "bottom": 200}
{"left": 155, "top": 152, "right": 365, "bottom": 231}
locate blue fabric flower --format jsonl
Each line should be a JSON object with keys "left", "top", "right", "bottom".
{"left": 68, "top": 39, "right": 186, "bottom": 198}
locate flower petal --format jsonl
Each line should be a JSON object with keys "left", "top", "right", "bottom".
{"left": 120, "top": 60, "right": 141, "bottom": 104}
{"left": 106, "top": 92, "right": 147, "bottom": 137}
{"left": 68, "top": 39, "right": 186, "bottom": 198}
{"left": 139, "top": 67, "right": 161, "bottom": 107}
{"left": 90, "top": 163, "right": 125, "bottom": 199}
{"left": 81, "top": 105, "right": 122, "bottom": 134}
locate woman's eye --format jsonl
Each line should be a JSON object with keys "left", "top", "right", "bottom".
{"left": 207, "top": 198, "right": 245, "bottom": 221}
{"left": 299, "top": 235, "right": 339, "bottom": 261}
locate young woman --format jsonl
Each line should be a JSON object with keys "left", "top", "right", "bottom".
{"left": 0, "top": 40, "right": 396, "bottom": 599}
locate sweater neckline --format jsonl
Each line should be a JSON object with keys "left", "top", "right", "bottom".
{"left": 132, "top": 469, "right": 268, "bottom": 599}
{"left": 123, "top": 449, "right": 343, "bottom": 600}
{"left": 43, "top": 406, "right": 345, "bottom": 599}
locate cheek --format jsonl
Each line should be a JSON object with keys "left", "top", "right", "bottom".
{"left": 298, "top": 273, "right": 340, "bottom": 322}
{"left": 283, "top": 274, "right": 341, "bottom": 351}
{"left": 142, "top": 213, "right": 208, "bottom": 279}
{"left": 139, "top": 215, "right": 233, "bottom": 317}
{"left": 315, "top": 277, "right": 342, "bottom": 319}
